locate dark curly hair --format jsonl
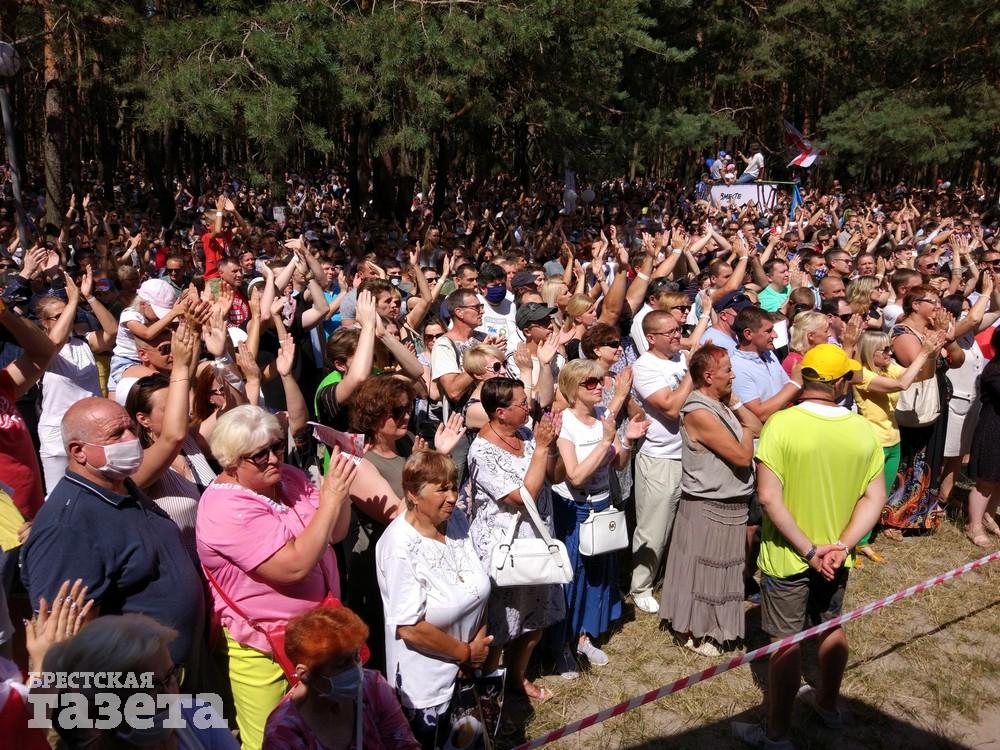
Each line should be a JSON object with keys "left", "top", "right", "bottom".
{"left": 348, "top": 375, "right": 416, "bottom": 439}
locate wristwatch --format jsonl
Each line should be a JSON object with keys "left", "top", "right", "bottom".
{"left": 803, "top": 544, "right": 818, "bottom": 562}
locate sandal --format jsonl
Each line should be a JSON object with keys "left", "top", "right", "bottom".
{"left": 883, "top": 529, "right": 904, "bottom": 542}
{"left": 965, "top": 528, "right": 991, "bottom": 548}
{"left": 858, "top": 545, "right": 885, "bottom": 563}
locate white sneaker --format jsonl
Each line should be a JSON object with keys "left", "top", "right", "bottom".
{"left": 577, "top": 637, "right": 609, "bottom": 667}
{"left": 731, "top": 720, "right": 795, "bottom": 749}
{"left": 683, "top": 637, "right": 723, "bottom": 657}
{"left": 555, "top": 646, "right": 580, "bottom": 680}
{"left": 633, "top": 594, "right": 660, "bottom": 614}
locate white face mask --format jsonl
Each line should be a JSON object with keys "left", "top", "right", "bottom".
{"left": 87, "top": 438, "right": 143, "bottom": 480}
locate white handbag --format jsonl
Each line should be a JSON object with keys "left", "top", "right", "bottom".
{"left": 579, "top": 498, "right": 628, "bottom": 557}
{"left": 489, "top": 488, "right": 573, "bottom": 588}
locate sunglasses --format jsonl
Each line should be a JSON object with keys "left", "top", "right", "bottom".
{"left": 149, "top": 343, "right": 171, "bottom": 356}
{"left": 390, "top": 403, "right": 412, "bottom": 422}
{"left": 486, "top": 361, "right": 504, "bottom": 373}
{"left": 672, "top": 305, "right": 692, "bottom": 313}
{"left": 878, "top": 347, "right": 892, "bottom": 355}
{"left": 242, "top": 440, "right": 286, "bottom": 468}
{"left": 580, "top": 377, "right": 603, "bottom": 390}
{"left": 837, "top": 313, "right": 854, "bottom": 322}
{"left": 601, "top": 340, "right": 622, "bottom": 349}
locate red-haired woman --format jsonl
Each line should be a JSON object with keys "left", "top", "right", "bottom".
{"left": 263, "top": 605, "right": 419, "bottom": 749}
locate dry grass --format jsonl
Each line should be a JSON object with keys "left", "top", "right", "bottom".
{"left": 498, "top": 515, "right": 1000, "bottom": 749}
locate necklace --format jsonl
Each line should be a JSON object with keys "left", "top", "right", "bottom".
{"left": 486, "top": 422, "right": 522, "bottom": 454}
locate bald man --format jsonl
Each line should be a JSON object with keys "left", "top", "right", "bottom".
{"left": 20, "top": 398, "right": 205, "bottom": 677}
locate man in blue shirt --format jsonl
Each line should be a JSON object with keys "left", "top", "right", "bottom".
{"left": 730, "top": 306, "right": 803, "bottom": 422}
{"left": 21, "top": 397, "right": 205, "bottom": 682}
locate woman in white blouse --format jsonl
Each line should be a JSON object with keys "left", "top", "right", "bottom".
{"left": 35, "top": 268, "right": 118, "bottom": 493}
{"left": 375, "top": 450, "right": 491, "bottom": 746}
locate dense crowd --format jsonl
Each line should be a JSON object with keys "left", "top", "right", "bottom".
{"left": 1, "top": 161, "right": 999, "bottom": 750}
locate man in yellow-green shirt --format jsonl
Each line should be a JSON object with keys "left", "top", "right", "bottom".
{"left": 733, "top": 344, "right": 886, "bottom": 750}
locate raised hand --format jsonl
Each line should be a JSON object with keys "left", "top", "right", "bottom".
{"left": 614, "top": 366, "right": 633, "bottom": 396}
{"left": 434, "top": 414, "right": 468, "bottom": 455}
{"left": 276, "top": 335, "right": 295, "bottom": 377}
{"left": 534, "top": 410, "right": 562, "bottom": 449}
{"left": 624, "top": 411, "right": 651, "bottom": 441}
{"left": 79, "top": 266, "right": 94, "bottom": 299}
{"left": 537, "top": 330, "right": 560, "bottom": 366}
{"left": 512, "top": 342, "right": 533, "bottom": 371}
{"left": 235, "top": 341, "right": 260, "bottom": 383}
{"left": 356, "top": 289, "right": 377, "bottom": 330}
{"left": 25, "top": 579, "right": 94, "bottom": 673}
{"left": 63, "top": 270, "right": 80, "bottom": 304}
{"left": 171, "top": 317, "right": 197, "bottom": 369}
{"left": 321, "top": 448, "right": 358, "bottom": 507}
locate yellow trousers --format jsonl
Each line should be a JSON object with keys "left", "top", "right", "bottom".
{"left": 223, "top": 629, "right": 289, "bottom": 750}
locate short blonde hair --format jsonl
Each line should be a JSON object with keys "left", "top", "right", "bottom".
{"left": 540, "top": 280, "right": 566, "bottom": 308}
{"left": 654, "top": 292, "right": 689, "bottom": 312}
{"left": 789, "top": 311, "right": 828, "bottom": 354}
{"left": 557, "top": 358, "right": 605, "bottom": 406}
{"left": 209, "top": 404, "right": 282, "bottom": 470}
{"left": 857, "top": 330, "right": 891, "bottom": 372}
{"left": 463, "top": 344, "right": 505, "bottom": 377}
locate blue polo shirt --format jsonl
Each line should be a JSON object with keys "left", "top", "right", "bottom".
{"left": 731, "top": 347, "right": 790, "bottom": 405}
{"left": 20, "top": 471, "right": 205, "bottom": 669}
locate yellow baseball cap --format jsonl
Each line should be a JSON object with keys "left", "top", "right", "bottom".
{"left": 800, "top": 343, "right": 862, "bottom": 382}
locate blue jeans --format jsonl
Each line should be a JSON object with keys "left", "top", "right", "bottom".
{"left": 736, "top": 173, "right": 757, "bottom": 184}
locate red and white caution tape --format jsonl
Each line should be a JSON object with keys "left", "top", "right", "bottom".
{"left": 515, "top": 549, "right": 1000, "bottom": 749}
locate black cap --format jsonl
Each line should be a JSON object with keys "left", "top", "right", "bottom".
{"left": 712, "top": 291, "right": 754, "bottom": 314}
{"left": 515, "top": 302, "right": 557, "bottom": 329}
{"left": 511, "top": 270, "right": 538, "bottom": 289}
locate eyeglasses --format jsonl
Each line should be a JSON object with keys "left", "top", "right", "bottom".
{"left": 210, "top": 386, "right": 225, "bottom": 396}
{"left": 600, "top": 340, "right": 622, "bottom": 349}
{"left": 580, "top": 377, "right": 603, "bottom": 390}
{"left": 915, "top": 298, "right": 940, "bottom": 306}
{"left": 241, "top": 440, "right": 286, "bottom": 468}
{"left": 390, "top": 403, "right": 412, "bottom": 422}
{"left": 151, "top": 663, "right": 185, "bottom": 692}
{"left": 505, "top": 399, "right": 530, "bottom": 411}
{"left": 456, "top": 303, "right": 484, "bottom": 312}
{"left": 648, "top": 329, "right": 681, "bottom": 338}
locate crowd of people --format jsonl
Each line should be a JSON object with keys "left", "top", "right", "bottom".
{"left": 0, "top": 161, "right": 999, "bottom": 750}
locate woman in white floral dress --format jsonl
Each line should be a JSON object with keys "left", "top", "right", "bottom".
{"left": 467, "top": 377, "right": 566, "bottom": 702}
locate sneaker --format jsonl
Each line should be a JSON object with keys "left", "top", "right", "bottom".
{"left": 577, "top": 637, "right": 609, "bottom": 667}
{"left": 683, "top": 637, "right": 723, "bottom": 657}
{"left": 731, "top": 720, "right": 795, "bottom": 749}
{"left": 796, "top": 684, "right": 844, "bottom": 729}
{"left": 555, "top": 646, "right": 580, "bottom": 680}
{"left": 633, "top": 594, "right": 660, "bottom": 614}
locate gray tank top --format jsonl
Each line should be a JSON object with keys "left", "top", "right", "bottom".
{"left": 679, "top": 391, "right": 754, "bottom": 500}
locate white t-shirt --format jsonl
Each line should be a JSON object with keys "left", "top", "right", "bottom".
{"left": 39, "top": 338, "right": 101, "bottom": 429}
{"left": 632, "top": 350, "right": 688, "bottom": 458}
{"left": 630, "top": 304, "right": 653, "bottom": 354}
{"left": 429, "top": 334, "right": 482, "bottom": 382}
{"left": 744, "top": 152, "right": 764, "bottom": 179}
{"left": 376, "top": 509, "right": 490, "bottom": 710}
{"left": 883, "top": 303, "right": 904, "bottom": 332}
{"left": 113, "top": 307, "right": 147, "bottom": 359}
{"left": 552, "top": 406, "right": 612, "bottom": 503}
{"left": 475, "top": 292, "right": 517, "bottom": 344}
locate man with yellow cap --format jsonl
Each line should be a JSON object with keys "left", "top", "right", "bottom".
{"left": 733, "top": 344, "right": 887, "bottom": 750}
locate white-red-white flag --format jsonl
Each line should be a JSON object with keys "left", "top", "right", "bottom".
{"left": 784, "top": 121, "right": 824, "bottom": 168}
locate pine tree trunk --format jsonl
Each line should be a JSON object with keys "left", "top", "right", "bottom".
{"left": 42, "top": 2, "right": 65, "bottom": 232}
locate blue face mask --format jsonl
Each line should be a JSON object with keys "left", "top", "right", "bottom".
{"left": 812, "top": 267, "right": 828, "bottom": 283}
{"left": 319, "top": 663, "right": 363, "bottom": 701}
{"left": 485, "top": 285, "right": 507, "bottom": 305}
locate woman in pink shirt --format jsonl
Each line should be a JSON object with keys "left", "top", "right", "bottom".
{"left": 197, "top": 405, "right": 355, "bottom": 750}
